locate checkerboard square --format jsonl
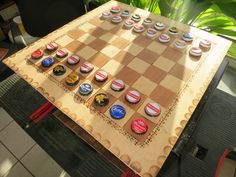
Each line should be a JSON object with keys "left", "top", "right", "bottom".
{"left": 67, "top": 29, "right": 85, "bottom": 39}
{"left": 100, "top": 45, "right": 120, "bottom": 58}
{"left": 89, "top": 53, "right": 110, "bottom": 68}
{"left": 78, "top": 33, "right": 96, "bottom": 45}
{"left": 132, "top": 76, "right": 157, "bottom": 96}
{"left": 101, "top": 59, "right": 124, "bottom": 76}
{"left": 89, "top": 39, "right": 107, "bottom": 51}
{"left": 169, "top": 63, "right": 192, "bottom": 82}
{"left": 105, "top": 100, "right": 135, "bottom": 127}
{"left": 124, "top": 43, "right": 144, "bottom": 56}
{"left": 48, "top": 64, "right": 72, "bottom": 81}
{"left": 162, "top": 47, "right": 183, "bottom": 61}
{"left": 116, "top": 67, "right": 141, "bottom": 85}
{"left": 55, "top": 35, "right": 74, "bottom": 46}
{"left": 102, "top": 79, "right": 129, "bottom": 98}
{"left": 153, "top": 56, "right": 175, "bottom": 72}
{"left": 111, "top": 38, "right": 130, "bottom": 49}
{"left": 113, "top": 51, "right": 134, "bottom": 65}
{"left": 137, "top": 98, "right": 165, "bottom": 124}
{"left": 127, "top": 57, "right": 150, "bottom": 74}
{"left": 178, "top": 55, "right": 199, "bottom": 70}
{"left": 78, "top": 22, "right": 96, "bottom": 32}
{"left": 89, "top": 18, "right": 104, "bottom": 27}
{"left": 144, "top": 65, "right": 167, "bottom": 83}
{"left": 110, "top": 26, "right": 127, "bottom": 36}
{"left": 99, "top": 33, "right": 118, "bottom": 43}
{"left": 160, "top": 74, "right": 185, "bottom": 93}
{"left": 147, "top": 41, "right": 167, "bottom": 55}
{"left": 65, "top": 40, "right": 85, "bottom": 53}
{"left": 137, "top": 48, "right": 159, "bottom": 64}
{"left": 76, "top": 46, "right": 97, "bottom": 60}
{"left": 123, "top": 112, "right": 156, "bottom": 143}
{"left": 150, "top": 85, "right": 176, "bottom": 108}
{"left": 133, "top": 35, "right": 153, "bottom": 48}
{"left": 90, "top": 27, "right": 107, "bottom": 37}
{"left": 100, "top": 21, "right": 116, "bottom": 30}
{"left": 74, "top": 64, "right": 98, "bottom": 79}
{"left": 120, "top": 30, "right": 138, "bottom": 42}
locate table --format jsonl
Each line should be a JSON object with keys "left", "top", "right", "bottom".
{"left": 3, "top": 1, "right": 232, "bottom": 176}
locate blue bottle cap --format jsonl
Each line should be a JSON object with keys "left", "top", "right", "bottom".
{"left": 41, "top": 57, "right": 54, "bottom": 67}
{"left": 110, "top": 105, "right": 126, "bottom": 119}
{"left": 79, "top": 83, "right": 93, "bottom": 95}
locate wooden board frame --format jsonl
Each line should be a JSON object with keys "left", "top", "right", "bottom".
{"left": 3, "top": 1, "right": 232, "bottom": 176}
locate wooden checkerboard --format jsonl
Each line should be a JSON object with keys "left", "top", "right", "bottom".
{"left": 3, "top": 1, "right": 231, "bottom": 176}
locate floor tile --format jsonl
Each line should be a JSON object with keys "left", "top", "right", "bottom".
{"left": 0, "top": 122, "right": 35, "bottom": 159}
{"left": 0, "top": 108, "right": 13, "bottom": 132}
{"left": 0, "top": 143, "right": 17, "bottom": 176}
{"left": 3, "top": 162, "right": 33, "bottom": 177}
{"left": 21, "top": 145, "right": 70, "bottom": 177}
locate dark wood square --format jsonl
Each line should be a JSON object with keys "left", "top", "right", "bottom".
{"left": 169, "top": 63, "right": 193, "bottom": 82}
{"left": 65, "top": 40, "right": 85, "bottom": 53}
{"left": 133, "top": 35, "right": 153, "bottom": 48}
{"left": 150, "top": 85, "right": 177, "bottom": 108}
{"left": 162, "top": 47, "right": 183, "bottom": 61}
{"left": 137, "top": 48, "right": 159, "bottom": 64}
{"left": 144, "top": 65, "right": 167, "bottom": 84}
{"left": 113, "top": 51, "right": 134, "bottom": 65}
{"left": 89, "top": 39, "right": 107, "bottom": 51}
{"left": 115, "top": 67, "right": 141, "bottom": 85}
{"left": 67, "top": 29, "right": 85, "bottom": 39}
{"left": 88, "top": 53, "right": 110, "bottom": 68}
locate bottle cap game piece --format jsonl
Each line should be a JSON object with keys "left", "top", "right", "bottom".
{"left": 142, "top": 18, "right": 152, "bottom": 26}
{"left": 31, "top": 49, "right": 43, "bottom": 59}
{"left": 112, "top": 16, "right": 122, "bottom": 23}
{"left": 111, "top": 79, "right": 125, "bottom": 91}
{"left": 126, "top": 90, "right": 141, "bottom": 104}
{"left": 80, "top": 62, "right": 94, "bottom": 73}
{"left": 46, "top": 42, "right": 58, "bottom": 51}
{"left": 65, "top": 73, "right": 79, "bottom": 86}
{"left": 67, "top": 55, "right": 80, "bottom": 65}
{"left": 146, "top": 28, "right": 157, "bottom": 38}
{"left": 41, "top": 57, "right": 55, "bottom": 67}
{"left": 189, "top": 47, "right": 202, "bottom": 57}
{"left": 182, "top": 32, "right": 193, "bottom": 42}
{"left": 158, "top": 34, "right": 170, "bottom": 43}
{"left": 174, "top": 39, "right": 186, "bottom": 49}
{"left": 79, "top": 83, "right": 93, "bottom": 95}
{"left": 110, "top": 105, "right": 126, "bottom": 119}
{"left": 133, "top": 24, "right": 145, "bottom": 33}
{"left": 102, "top": 12, "right": 112, "bottom": 19}
{"left": 121, "top": 10, "right": 130, "bottom": 18}
{"left": 110, "top": 6, "right": 120, "bottom": 13}
{"left": 154, "top": 22, "right": 165, "bottom": 30}
{"left": 56, "top": 48, "right": 68, "bottom": 58}
{"left": 131, "top": 14, "right": 141, "bottom": 22}
{"left": 168, "top": 27, "right": 178, "bottom": 35}
{"left": 53, "top": 65, "right": 66, "bottom": 76}
{"left": 199, "top": 39, "right": 211, "bottom": 49}
{"left": 124, "top": 20, "right": 135, "bottom": 28}
{"left": 145, "top": 102, "right": 161, "bottom": 117}
{"left": 131, "top": 118, "right": 148, "bottom": 134}
{"left": 94, "top": 93, "right": 109, "bottom": 107}
{"left": 94, "top": 70, "right": 108, "bottom": 82}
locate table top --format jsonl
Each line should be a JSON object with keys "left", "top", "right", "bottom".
{"left": 3, "top": 1, "right": 231, "bottom": 176}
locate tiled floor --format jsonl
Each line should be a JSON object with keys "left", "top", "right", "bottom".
{"left": 0, "top": 108, "right": 70, "bottom": 177}
{"left": 0, "top": 67, "right": 235, "bottom": 177}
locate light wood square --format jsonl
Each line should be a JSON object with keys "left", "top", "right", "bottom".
{"left": 127, "top": 57, "right": 150, "bottom": 74}
{"left": 178, "top": 55, "right": 200, "bottom": 70}
{"left": 120, "top": 30, "right": 138, "bottom": 42}
{"left": 153, "top": 56, "right": 175, "bottom": 72}
{"left": 78, "top": 22, "right": 96, "bottom": 32}
{"left": 74, "top": 80, "right": 99, "bottom": 101}
{"left": 100, "top": 21, "right": 116, "bottom": 30}
{"left": 55, "top": 35, "right": 74, "bottom": 47}
{"left": 124, "top": 43, "right": 144, "bottom": 56}
{"left": 100, "top": 45, "right": 120, "bottom": 58}
{"left": 160, "top": 74, "right": 185, "bottom": 93}
{"left": 76, "top": 46, "right": 97, "bottom": 60}
{"left": 99, "top": 33, "right": 118, "bottom": 43}
{"left": 137, "top": 98, "right": 165, "bottom": 124}
{"left": 132, "top": 76, "right": 157, "bottom": 96}
{"left": 78, "top": 33, "right": 96, "bottom": 45}
{"left": 102, "top": 79, "right": 129, "bottom": 98}
{"left": 147, "top": 41, "right": 167, "bottom": 55}
{"left": 101, "top": 59, "right": 124, "bottom": 76}
{"left": 104, "top": 100, "right": 135, "bottom": 127}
